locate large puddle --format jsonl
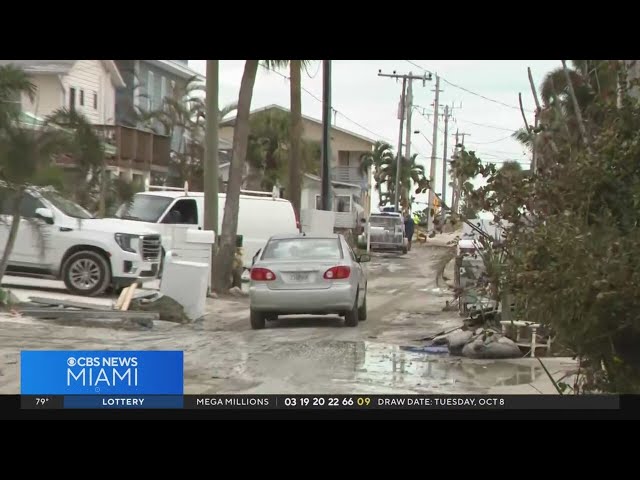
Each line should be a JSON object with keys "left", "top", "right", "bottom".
{"left": 245, "top": 340, "right": 545, "bottom": 394}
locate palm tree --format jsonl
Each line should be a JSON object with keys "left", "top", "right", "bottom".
{"left": 212, "top": 60, "right": 260, "bottom": 293}
{"left": 44, "top": 108, "right": 107, "bottom": 213}
{"left": 0, "top": 66, "right": 69, "bottom": 282}
{"left": 360, "top": 140, "right": 395, "bottom": 200}
{"left": 262, "top": 60, "right": 314, "bottom": 219}
{"left": 540, "top": 60, "right": 619, "bottom": 110}
{"left": 0, "top": 65, "right": 36, "bottom": 130}
{"left": 514, "top": 61, "right": 622, "bottom": 162}
{"left": 376, "top": 153, "right": 429, "bottom": 209}
{"left": 245, "top": 109, "right": 290, "bottom": 190}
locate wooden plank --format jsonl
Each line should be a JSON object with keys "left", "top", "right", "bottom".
{"left": 120, "top": 283, "right": 138, "bottom": 311}
{"left": 114, "top": 286, "right": 129, "bottom": 310}
{"left": 28, "top": 296, "right": 112, "bottom": 311}
{"left": 17, "top": 309, "right": 158, "bottom": 320}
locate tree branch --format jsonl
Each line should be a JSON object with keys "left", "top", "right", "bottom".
{"left": 561, "top": 60, "right": 592, "bottom": 154}
{"left": 518, "top": 93, "right": 531, "bottom": 134}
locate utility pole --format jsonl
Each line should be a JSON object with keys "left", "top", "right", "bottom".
{"left": 321, "top": 60, "right": 332, "bottom": 211}
{"left": 428, "top": 75, "right": 442, "bottom": 231}
{"left": 378, "top": 70, "right": 431, "bottom": 212}
{"left": 451, "top": 130, "right": 471, "bottom": 215}
{"left": 204, "top": 60, "right": 219, "bottom": 291}
{"left": 403, "top": 74, "right": 414, "bottom": 212}
{"left": 394, "top": 77, "right": 407, "bottom": 212}
{"left": 441, "top": 104, "right": 450, "bottom": 209}
{"left": 404, "top": 73, "right": 414, "bottom": 161}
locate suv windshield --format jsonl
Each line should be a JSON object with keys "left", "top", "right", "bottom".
{"left": 115, "top": 194, "right": 173, "bottom": 223}
{"left": 262, "top": 238, "right": 343, "bottom": 260}
{"left": 40, "top": 191, "right": 93, "bottom": 219}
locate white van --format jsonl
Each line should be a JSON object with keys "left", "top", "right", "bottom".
{"left": 114, "top": 185, "right": 299, "bottom": 270}
{"left": 0, "top": 185, "right": 162, "bottom": 296}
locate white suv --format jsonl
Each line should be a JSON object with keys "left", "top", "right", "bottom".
{"left": 0, "top": 186, "right": 162, "bottom": 296}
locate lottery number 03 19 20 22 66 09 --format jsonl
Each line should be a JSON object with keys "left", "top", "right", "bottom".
{"left": 281, "top": 396, "right": 372, "bottom": 408}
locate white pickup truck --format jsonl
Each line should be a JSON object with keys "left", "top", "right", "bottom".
{"left": 0, "top": 185, "right": 162, "bottom": 296}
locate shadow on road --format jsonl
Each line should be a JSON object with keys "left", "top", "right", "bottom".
{"left": 268, "top": 315, "right": 346, "bottom": 329}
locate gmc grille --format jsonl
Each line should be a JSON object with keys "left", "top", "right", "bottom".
{"left": 141, "top": 235, "right": 161, "bottom": 261}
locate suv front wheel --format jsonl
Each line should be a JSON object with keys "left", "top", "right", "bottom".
{"left": 62, "top": 250, "right": 111, "bottom": 297}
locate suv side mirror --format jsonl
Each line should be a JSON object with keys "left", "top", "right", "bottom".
{"left": 35, "top": 207, "right": 54, "bottom": 224}
{"left": 358, "top": 254, "right": 371, "bottom": 263}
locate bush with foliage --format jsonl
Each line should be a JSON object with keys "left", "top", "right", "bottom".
{"left": 456, "top": 61, "right": 640, "bottom": 392}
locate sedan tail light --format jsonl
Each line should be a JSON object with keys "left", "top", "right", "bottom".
{"left": 251, "top": 268, "right": 276, "bottom": 281}
{"left": 323, "top": 266, "right": 351, "bottom": 280}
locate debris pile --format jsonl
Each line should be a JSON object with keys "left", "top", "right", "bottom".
{"left": 15, "top": 295, "right": 157, "bottom": 330}
{"left": 129, "top": 294, "right": 190, "bottom": 324}
{"left": 13, "top": 283, "right": 160, "bottom": 330}
{"left": 432, "top": 327, "right": 520, "bottom": 359}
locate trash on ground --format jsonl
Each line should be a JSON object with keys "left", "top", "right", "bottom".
{"left": 401, "top": 345, "right": 449, "bottom": 354}
{"left": 129, "top": 295, "right": 190, "bottom": 324}
{"left": 28, "top": 296, "right": 112, "bottom": 311}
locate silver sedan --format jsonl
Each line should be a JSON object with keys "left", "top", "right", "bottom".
{"left": 249, "top": 234, "right": 370, "bottom": 329}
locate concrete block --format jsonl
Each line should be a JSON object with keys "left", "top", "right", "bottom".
{"left": 160, "top": 256, "right": 209, "bottom": 321}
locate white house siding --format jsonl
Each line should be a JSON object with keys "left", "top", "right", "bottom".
{"left": 20, "top": 75, "right": 62, "bottom": 119}
{"left": 301, "top": 182, "right": 320, "bottom": 210}
{"left": 63, "top": 60, "right": 116, "bottom": 125}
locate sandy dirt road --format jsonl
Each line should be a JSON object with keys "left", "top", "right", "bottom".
{"left": 0, "top": 241, "right": 573, "bottom": 394}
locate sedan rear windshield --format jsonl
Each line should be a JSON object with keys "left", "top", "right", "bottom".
{"left": 262, "top": 238, "right": 343, "bottom": 260}
{"left": 370, "top": 216, "right": 401, "bottom": 227}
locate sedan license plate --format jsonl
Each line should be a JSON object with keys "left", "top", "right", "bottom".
{"left": 290, "top": 273, "right": 309, "bottom": 282}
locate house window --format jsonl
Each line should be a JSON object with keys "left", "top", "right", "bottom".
{"left": 335, "top": 195, "right": 351, "bottom": 213}
{"left": 79, "top": 90, "right": 84, "bottom": 106}
{"left": 69, "top": 87, "right": 76, "bottom": 111}
{"left": 93, "top": 92, "right": 98, "bottom": 109}
{"left": 338, "top": 151, "right": 350, "bottom": 166}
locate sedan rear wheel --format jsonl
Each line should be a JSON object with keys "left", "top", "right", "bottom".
{"left": 344, "top": 292, "right": 359, "bottom": 327}
{"left": 250, "top": 309, "right": 266, "bottom": 330}
{"left": 358, "top": 290, "right": 367, "bottom": 321}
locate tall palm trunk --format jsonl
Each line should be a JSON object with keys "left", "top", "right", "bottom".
{"left": 0, "top": 189, "right": 24, "bottom": 283}
{"left": 288, "top": 60, "right": 302, "bottom": 219}
{"left": 98, "top": 162, "right": 108, "bottom": 217}
{"left": 211, "top": 60, "right": 259, "bottom": 293}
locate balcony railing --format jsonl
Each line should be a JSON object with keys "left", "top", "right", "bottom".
{"left": 92, "top": 125, "right": 171, "bottom": 170}
{"left": 331, "top": 166, "right": 367, "bottom": 187}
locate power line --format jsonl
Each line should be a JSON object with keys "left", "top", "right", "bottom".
{"left": 405, "top": 60, "right": 535, "bottom": 114}
{"left": 259, "top": 64, "right": 394, "bottom": 144}
{"left": 466, "top": 134, "right": 515, "bottom": 145}
{"left": 414, "top": 107, "right": 445, "bottom": 135}
{"left": 455, "top": 117, "right": 517, "bottom": 132}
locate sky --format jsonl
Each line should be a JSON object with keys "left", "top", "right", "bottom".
{"left": 188, "top": 60, "right": 559, "bottom": 210}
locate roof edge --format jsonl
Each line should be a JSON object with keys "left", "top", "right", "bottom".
{"left": 220, "top": 104, "right": 377, "bottom": 146}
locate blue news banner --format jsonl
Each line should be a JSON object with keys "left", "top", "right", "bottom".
{"left": 21, "top": 350, "right": 184, "bottom": 409}
{"left": 19, "top": 350, "right": 620, "bottom": 410}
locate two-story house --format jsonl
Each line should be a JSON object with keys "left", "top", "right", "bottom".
{"left": 0, "top": 60, "right": 172, "bottom": 185}
{"left": 0, "top": 60, "right": 123, "bottom": 124}
{"left": 218, "top": 104, "right": 375, "bottom": 230}
{"left": 114, "top": 60, "right": 206, "bottom": 185}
